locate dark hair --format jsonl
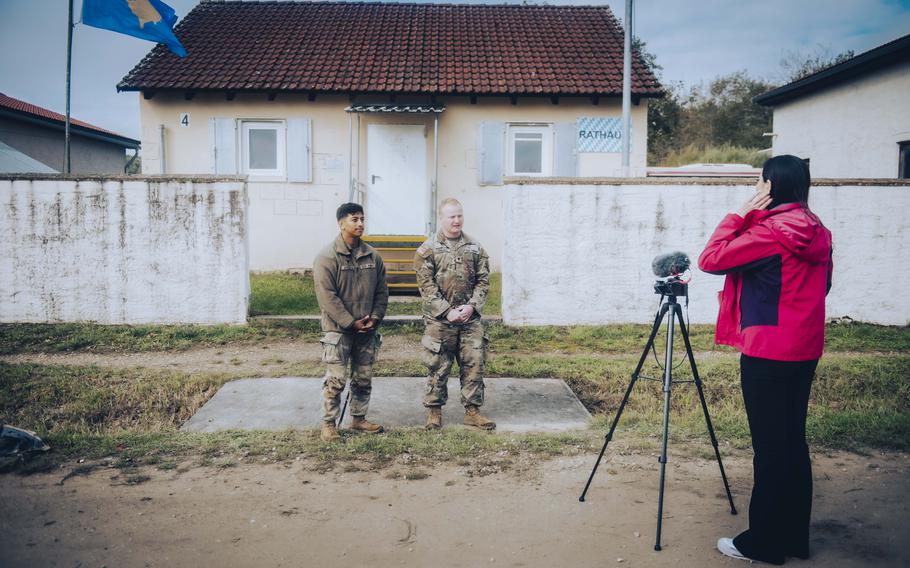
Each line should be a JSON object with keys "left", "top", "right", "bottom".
{"left": 336, "top": 202, "right": 363, "bottom": 221}
{"left": 761, "top": 155, "right": 811, "bottom": 206}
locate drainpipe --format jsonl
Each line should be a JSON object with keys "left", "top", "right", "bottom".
{"left": 348, "top": 111, "right": 354, "bottom": 202}
{"left": 158, "top": 124, "right": 166, "bottom": 174}
{"left": 431, "top": 111, "right": 439, "bottom": 235}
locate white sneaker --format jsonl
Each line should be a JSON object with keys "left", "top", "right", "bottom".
{"left": 717, "top": 537, "right": 752, "bottom": 562}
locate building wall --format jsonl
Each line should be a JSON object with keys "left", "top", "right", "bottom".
{"left": 0, "top": 176, "right": 249, "bottom": 324}
{"left": 138, "top": 93, "right": 649, "bottom": 270}
{"left": 771, "top": 60, "right": 910, "bottom": 178}
{"left": 0, "top": 116, "right": 131, "bottom": 174}
{"left": 502, "top": 180, "right": 910, "bottom": 326}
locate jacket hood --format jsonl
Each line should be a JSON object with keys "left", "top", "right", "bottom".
{"left": 754, "top": 203, "right": 831, "bottom": 263}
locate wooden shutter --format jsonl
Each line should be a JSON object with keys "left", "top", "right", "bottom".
{"left": 553, "top": 122, "right": 578, "bottom": 177}
{"left": 287, "top": 118, "right": 312, "bottom": 182}
{"left": 478, "top": 122, "right": 504, "bottom": 185}
{"left": 209, "top": 118, "right": 237, "bottom": 174}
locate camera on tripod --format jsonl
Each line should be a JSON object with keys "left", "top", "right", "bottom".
{"left": 651, "top": 251, "right": 690, "bottom": 297}
{"left": 579, "top": 249, "right": 737, "bottom": 551}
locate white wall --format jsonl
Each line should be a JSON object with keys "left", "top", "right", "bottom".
{"left": 771, "top": 60, "right": 910, "bottom": 178}
{"left": 502, "top": 180, "right": 910, "bottom": 326}
{"left": 0, "top": 176, "right": 250, "bottom": 324}
{"left": 139, "top": 93, "right": 649, "bottom": 270}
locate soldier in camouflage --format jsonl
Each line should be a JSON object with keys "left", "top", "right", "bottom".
{"left": 415, "top": 198, "right": 496, "bottom": 431}
{"left": 313, "top": 203, "right": 389, "bottom": 442}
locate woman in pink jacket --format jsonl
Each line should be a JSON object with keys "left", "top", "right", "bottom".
{"left": 699, "top": 155, "right": 833, "bottom": 565}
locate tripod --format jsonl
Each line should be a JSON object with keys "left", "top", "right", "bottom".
{"left": 579, "top": 288, "right": 737, "bottom": 551}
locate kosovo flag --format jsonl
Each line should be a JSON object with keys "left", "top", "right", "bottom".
{"left": 82, "top": 0, "right": 187, "bottom": 57}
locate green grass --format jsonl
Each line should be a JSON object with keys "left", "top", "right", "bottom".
{"left": 661, "top": 143, "right": 767, "bottom": 168}
{"left": 2, "top": 319, "right": 903, "bottom": 356}
{"left": 249, "top": 271, "right": 502, "bottom": 317}
{"left": 249, "top": 271, "right": 320, "bottom": 316}
{"left": 1, "top": 350, "right": 907, "bottom": 474}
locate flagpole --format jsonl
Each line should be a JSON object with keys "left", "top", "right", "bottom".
{"left": 64, "top": 0, "right": 74, "bottom": 174}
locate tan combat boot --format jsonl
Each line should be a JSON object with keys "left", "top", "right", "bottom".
{"left": 350, "top": 416, "right": 384, "bottom": 434}
{"left": 320, "top": 421, "right": 341, "bottom": 442}
{"left": 425, "top": 407, "right": 443, "bottom": 430}
{"left": 464, "top": 406, "right": 496, "bottom": 430}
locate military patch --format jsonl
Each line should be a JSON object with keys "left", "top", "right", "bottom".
{"left": 416, "top": 244, "right": 432, "bottom": 258}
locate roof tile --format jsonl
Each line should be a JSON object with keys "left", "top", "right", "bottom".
{"left": 119, "top": 1, "right": 662, "bottom": 97}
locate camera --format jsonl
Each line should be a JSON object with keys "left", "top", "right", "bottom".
{"left": 654, "top": 276, "right": 688, "bottom": 297}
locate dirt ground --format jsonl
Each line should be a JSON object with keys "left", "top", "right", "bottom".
{"left": 1, "top": 450, "right": 907, "bottom": 568}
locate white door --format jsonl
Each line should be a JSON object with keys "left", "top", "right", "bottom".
{"left": 366, "top": 124, "right": 427, "bottom": 234}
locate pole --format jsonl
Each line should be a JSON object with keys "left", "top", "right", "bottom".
{"left": 64, "top": 0, "right": 74, "bottom": 174}
{"left": 621, "top": 0, "right": 633, "bottom": 177}
{"left": 431, "top": 111, "right": 439, "bottom": 235}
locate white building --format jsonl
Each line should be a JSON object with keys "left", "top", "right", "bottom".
{"left": 118, "top": 1, "right": 662, "bottom": 272}
{"left": 755, "top": 33, "right": 910, "bottom": 179}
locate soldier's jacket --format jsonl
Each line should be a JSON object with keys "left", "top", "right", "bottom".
{"left": 314, "top": 234, "right": 389, "bottom": 332}
{"left": 414, "top": 231, "right": 490, "bottom": 320}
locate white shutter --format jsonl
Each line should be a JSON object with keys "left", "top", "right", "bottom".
{"left": 286, "top": 118, "right": 312, "bottom": 182}
{"left": 478, "top": 122, "right": 504, "bottom": 185}
{"left": 553, "top": 122, "right": 578, "bottom": 177}
{"left": 210, "top": 118, "right": 237, "bottom": 174}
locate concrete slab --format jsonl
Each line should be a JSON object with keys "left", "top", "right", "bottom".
{"left": 181, "top": 377, "right": 590, "bottom": 433}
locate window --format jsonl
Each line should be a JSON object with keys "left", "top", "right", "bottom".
{"left": 241, "top": 121, "right": 286, "bottom": 177}
{"left": 507, "top": 125, "right": 552, "bottom": 176}
{"left": 900, "top": 141, "right": 910, "bottom": 179}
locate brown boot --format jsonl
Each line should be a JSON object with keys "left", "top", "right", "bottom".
{"left": 464, "top": 406, "right": 496, "bottom": 430}
{"left": 350, "top": 416, "right": 384, "bottom": 434}
{"left": 425, "top": 407, "right": 443, "bottom": 430}
{"left": 320, "top": 421, "right": 341, "bottom": 442}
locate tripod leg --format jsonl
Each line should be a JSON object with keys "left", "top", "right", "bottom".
{"left": 579, "top": 303, "right": 670, "bottom": 503}
{"left": 675, "top": 304, "right": 737, "bottom": 515}
{"left": 654, "top": 301, "right": 677, "bottom": 551}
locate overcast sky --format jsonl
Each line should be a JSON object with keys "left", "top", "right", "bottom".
{"left": 1, "top": 0, "right": 908, "bottom": 141}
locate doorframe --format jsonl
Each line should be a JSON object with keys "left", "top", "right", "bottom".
{"left": 345, "top": 103, "right": 445, "bottom": 235}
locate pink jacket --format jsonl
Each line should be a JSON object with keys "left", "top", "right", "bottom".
{"left": 698, "top": 203, "right": 833, "bottom": 361}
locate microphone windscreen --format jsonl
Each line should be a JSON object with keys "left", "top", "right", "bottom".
{"left": 652, "top": 251, "right": 691, "bottom": 277}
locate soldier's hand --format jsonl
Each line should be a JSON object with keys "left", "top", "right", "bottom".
{"left": 352, "top": 317, "right": 369, "bottom": 332}
{"left": 445, "top": 308, "right": 462, "bottom": 323}
{"left": 360, "top": 316, "right": 377, "bottom": 332}
{"left": 459, "top": 305, "right": 475, "bottom": 321}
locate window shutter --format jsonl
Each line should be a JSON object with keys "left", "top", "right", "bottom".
{"left": 209, "top": 118, "right": 237, "bottom": 174}
{"left": 553, "top": 122, "right": 578, "bottom": 177}
{"left": 478, "top": 122, "right": 504, "bottom": 185}
{"left": 287, "top": 118, "right": 312, "bottom": 182}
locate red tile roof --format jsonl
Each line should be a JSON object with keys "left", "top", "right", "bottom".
{"left": 119, "top": 1, "right": 662, "bottom": 97}
{"left": 0, "top": 92, "right": 139, "bottom": 146}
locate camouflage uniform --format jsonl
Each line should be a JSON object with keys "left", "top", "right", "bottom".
{"left": 313, "top": 234, "right": 389, "bottom": 422}
{"left": 414, "top": 231, "right": 490, "bottom": 408}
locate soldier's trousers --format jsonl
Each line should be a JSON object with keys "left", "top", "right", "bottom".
{"left": 320, "top": 331, "right": 381, "bottom": 422}
{"left": 421, "top": 318, "right": 488, "bottom": 408}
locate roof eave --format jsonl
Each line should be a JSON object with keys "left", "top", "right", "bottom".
{"left": 0, "top": 107, "right": 140, "bottom": 148}
{"left": 754, "top": 33, "right": 910, "bottom": 107}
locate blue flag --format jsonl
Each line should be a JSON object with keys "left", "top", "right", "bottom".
{"left": 82, "top": 0, "right": 187, "bottom": 57}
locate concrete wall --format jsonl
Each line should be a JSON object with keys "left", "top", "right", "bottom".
{"left": 502, "top": 179, "right": 910, "bottom": 326}
{"left": 138, "top": 93, "right": 649, "bottom": 270}
{"left": 771, "top": 59, "right": 910, "bottom": 178}
{"left": 0, "top": 176, "right": 249, "bottom": 324}
{"left": 0, "top": 116, "right": 131, "bottom": 174}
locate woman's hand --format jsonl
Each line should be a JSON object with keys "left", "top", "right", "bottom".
{"left": 738, "top": 178, "right": 773, "bottom": 217}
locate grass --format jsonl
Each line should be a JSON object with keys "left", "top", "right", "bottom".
{"left": 3, "top": 319, "right": 904, "bottom": 356}
{"left": 1, "top": 347, "right": 907, "bottom": 473}
{"left": 660, "top": 143, "right": 767, "bottom": 168}
{"left": 249, "top": 271, "right": 502, "bottom": 317}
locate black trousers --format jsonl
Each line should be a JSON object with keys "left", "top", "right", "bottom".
{"left": 733, "top": 354, "right": 818, "bottom": 565}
